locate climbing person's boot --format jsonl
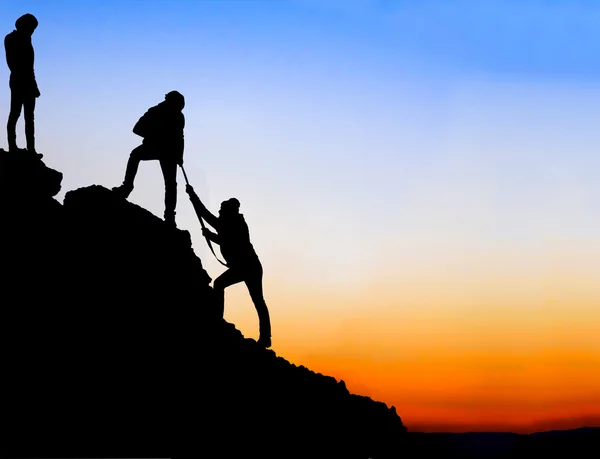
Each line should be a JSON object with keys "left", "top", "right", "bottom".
{"left": 257, "top": 321, "right": 272, "bottom": 348}
{"left": 112, "top": 183, "right": 133, "bottom": 199}
{"left": 257, "top": 335, "right": 271, "bottom": 348}
{"left": 257, "top": 312, "right": 272, "bottom": 348}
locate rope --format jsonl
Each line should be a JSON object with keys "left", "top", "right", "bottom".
{"left": 180, "top": 165, "right": 228, "bottom": 267}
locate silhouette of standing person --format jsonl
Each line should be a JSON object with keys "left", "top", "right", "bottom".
{"left": 112, "top": 91, "right": 185, "bottom": 227}
{"left": 5, "top": 13, "right": 42, "bottom": 158}
{"left": 186, "top": 184, "right": 272, "bottom": 348}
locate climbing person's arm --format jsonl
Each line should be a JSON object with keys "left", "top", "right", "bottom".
{"left": 202, "top": 227, "right": 220, "bottom": 244}
{"left": 185, "top": 185, "right": 220, "bottom": 229}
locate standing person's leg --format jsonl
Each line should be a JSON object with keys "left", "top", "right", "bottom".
{"left": 244, "top": 263, "right": 271, "bottom": 347}
{"left": 213, "top": 268, "right": 245, "bottom": 318}
{"left": 23, "top": 95, "right": 37, "bottom": 155}
{"left": 7, "top": 89, "right": 23, "bottom": 152}
{"left": 113, "top": 144, "right": 158, "bottom": 198}
{"left": 160, "top": 159, "right": 178, "bottom": 225}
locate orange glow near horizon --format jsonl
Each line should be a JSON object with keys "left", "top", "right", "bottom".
{"left": 224, "top": 245, "right": 600, "bottom": 434}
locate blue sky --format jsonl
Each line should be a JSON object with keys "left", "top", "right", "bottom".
{"left": 1, "top": 1, "right": 600, "bottom": 399}
{"left": 1, "top": 0, "right": 599, "bottom": 290}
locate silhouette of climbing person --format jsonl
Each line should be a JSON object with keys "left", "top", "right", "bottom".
{"left": 112, "top": 91, "right": 185, "bottom": 227}
{"left": 186, "top": 184, "right": 272, "bottom": 348}
{"left": 4, "top": 13, "right": 42, "bottom": 158}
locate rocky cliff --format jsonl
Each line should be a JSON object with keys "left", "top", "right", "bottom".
{"left": 0, "top": 149, "right": 407, "bottom": 459}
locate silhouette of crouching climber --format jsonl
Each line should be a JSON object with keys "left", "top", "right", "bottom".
{"left": 113, "top": 91, "right": 185, "bottom": 227}
{"left": 186, "top": 184, "right": 272, "bottom": 348}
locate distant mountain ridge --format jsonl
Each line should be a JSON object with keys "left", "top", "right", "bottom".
{"left": 406, "top": 427, "right": 600, "bottom": 458}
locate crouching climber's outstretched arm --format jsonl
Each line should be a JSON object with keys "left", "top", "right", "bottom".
{"left": 185, "top": 184, "right": 220, "bottom": 230}
{"left": 202, "top": 227, "right": 220, "bottom": 244}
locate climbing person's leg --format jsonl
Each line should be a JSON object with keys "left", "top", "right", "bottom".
{"left": 160, "top": 158, "right": 178, "bottom": 226}
{"left": 213, "top": 268, "right": 244, "bottom": 318}
{"left": 113, "top": 144, "right": 159, "bottom": 198}
{"left": 244, "top": 262, "right": 271, "bottom": 348}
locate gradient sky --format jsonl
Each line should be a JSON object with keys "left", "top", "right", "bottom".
{"left": 2, "top": 0, "right": 600, "bottom": 433}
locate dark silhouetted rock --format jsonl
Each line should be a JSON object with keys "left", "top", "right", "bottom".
{"left": 0, "top": 149, "right": 406, "bottom": 459}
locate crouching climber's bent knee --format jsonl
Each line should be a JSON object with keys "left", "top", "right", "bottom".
{"left": 213, "top": 274, "right": 232, "bottom": 292}
{"left": 213, "top": 279, "right": 226, "bottom": 292}
{"left": 213, "top": 269, "right": 244, "bottom": 292}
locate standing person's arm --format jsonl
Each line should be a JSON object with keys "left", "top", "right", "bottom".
{"left": 176, "top": 113, "right": 184, "bottom": 166}
{"left": 4, "top": 35, "right": 15, "bottom": 72}
{"left": 32, "top": 60, "right": 40, "bottom": 97}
